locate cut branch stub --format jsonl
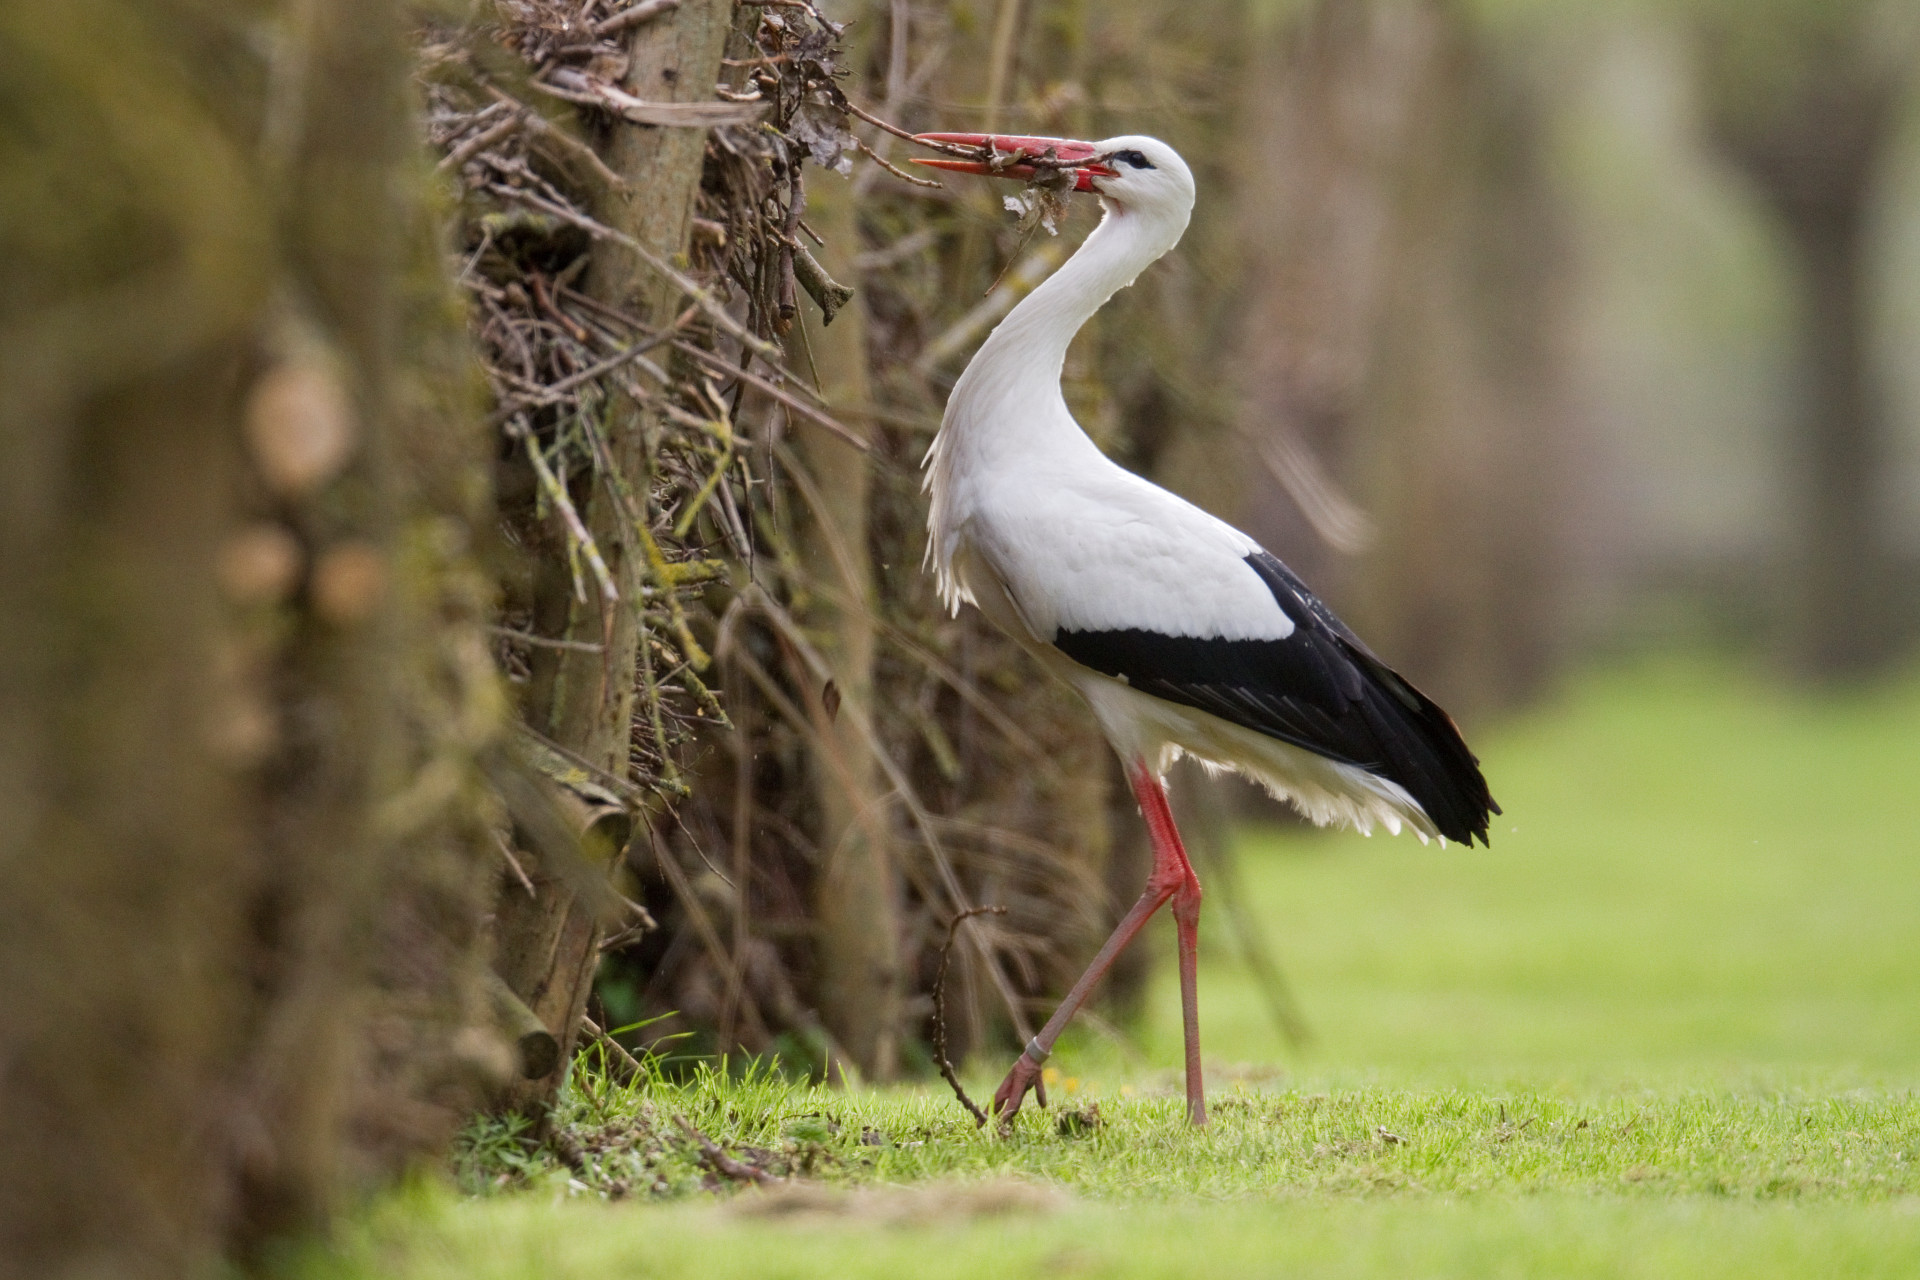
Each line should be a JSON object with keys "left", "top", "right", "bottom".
{"left": 484, "top": 968, "right": 562, "bottom": 1079}
{"left": 550, "top": 786, "right": 634, "bottom": 867}
{"left": 794, "top": 245, "right": 855, "bottom": 324}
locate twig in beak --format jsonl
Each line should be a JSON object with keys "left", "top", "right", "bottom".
{"left": 855, "top": 135, "right": 944, "bottom": 188}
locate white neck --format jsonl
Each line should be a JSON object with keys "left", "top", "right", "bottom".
{"left": 923, "top": 192, "right": 1191, "bottom": 606}
{"left": 947, "top": 199, "right": 1187, "bottom": 428}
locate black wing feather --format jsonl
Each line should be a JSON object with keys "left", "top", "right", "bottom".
{"left": 1052, "top": 551, "right": 1499, "bottom": 845}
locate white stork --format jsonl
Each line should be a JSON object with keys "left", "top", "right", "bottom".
{"left": 911, "top": 133, "right": 1498, "bottom": 1126}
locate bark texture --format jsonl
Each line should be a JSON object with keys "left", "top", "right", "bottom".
{"left": 0, "top": 0, "right": 500, "bottom": 1274}
{"left": 490, "top": 0, "right": 739, "bottom": 1111}
{"left": 793, "top": 205, "right": 905, "bottom": 1078}
{"left": 789, "top": 21, "right": 904, "bottom": 1082}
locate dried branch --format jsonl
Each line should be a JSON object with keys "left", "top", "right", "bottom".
{"left": 428, "top": 0, "right": 1124, "bottom": 1090}
{"left": 505, "top": 416, "right": 619, "bottom": 603}
{"left": 670, "top": 340, "right": 867, "bottom": 450}
{"left": 720, "top": 585, "right": 1037, "bottom": 1043}
{"left": 835, "top": 92, "right": 934, "bottom": 146}
{"left": 580, "top": 1014, "right": 648, "bottom": 1083}
{"left": 674, "top": 1114, "right": 778, "bottom": 1185}
{"left": 854, "top": 134, "right": 944, "bottom": 189}
{"left": 439, "top": 111, "right": 524, "bottom": 172}
{"left": 493, "top": 829, "right": 537, "bottom": 897}
{"left": 776, "top": 163, "right": 804, "bottom": 332}
{"left": 933, "top": 906, "right": 1006, "bottom": 1126}
{"left": 487, "top": 625, "right": 604, "bottom": 653}
{"left": 592, "top": 0, "right": 679, "bottom": 37}
{"left": 487, "top": 328, "right": 672, "bottom": 424}
{"left": 792, "top": 245, "right": 855, "bottom": 324}
{"left": 485, "top": 183, "right": 775, "bottom": 356}
{"left": 537, "top": 69, "right": 764, "bottom": 128}
{"left": 640, "top": 815, "right": 773, "bottom": 1042}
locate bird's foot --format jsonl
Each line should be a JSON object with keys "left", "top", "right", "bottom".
{"left": 988, "top": 1052, "right": 1048, "bottom": 1127}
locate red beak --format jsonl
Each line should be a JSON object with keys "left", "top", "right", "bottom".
{"left": 910, "top": 133, "right": 1113, "bottom": 193}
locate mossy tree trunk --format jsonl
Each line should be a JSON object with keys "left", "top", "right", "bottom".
{"left": 490, "top": 0, "right": 739, "bottom": 1112}
{"left": 0, "top": 0, "right": 500, "bottom": 1273}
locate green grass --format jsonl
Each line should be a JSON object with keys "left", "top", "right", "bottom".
{"left": 323, "top": 1196, "right": 1920, "bottom": 1280}
{"left": 305, "top": 658, "right": 1920, "bottom": 1278}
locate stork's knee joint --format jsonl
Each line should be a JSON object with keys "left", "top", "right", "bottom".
{"left": 1146, "top": 870, "right": 1184, "bottom": 900}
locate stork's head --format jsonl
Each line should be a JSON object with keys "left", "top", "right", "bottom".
{"left": 910, "top": 132, "right": 1195, "bottom": 224}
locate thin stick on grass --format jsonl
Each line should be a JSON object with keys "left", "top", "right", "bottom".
{"left": 674, "top": 1114, "right": 778, "bottom": 1185}
{"left": 580, "top": 1014, "right": 647, "bottom": 1084}
{"left": 933, "top": 905, "right": 1007, "bottom": 1126}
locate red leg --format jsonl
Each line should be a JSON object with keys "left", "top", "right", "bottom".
{"left": 1135, "top": 771, "right": 1207, "bottom": 1126}
{"left": 989, "top": 761, "right": 1206, "bottom": 1127}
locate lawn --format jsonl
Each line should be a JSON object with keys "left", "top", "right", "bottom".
{"left": 307, "top": 659, "right": 1920, "bottom": 1278}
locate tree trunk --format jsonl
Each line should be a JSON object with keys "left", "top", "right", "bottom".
{"left": 1700, "top": 2, "right": 1910, "bottom": 681}
{"left": 1784, "top": 218, "right": 1884, "bottom": 677}
{"left": 0, "top": 0, "right": 499, "bottom": 1272}
{"left": 490, "top": 0, "right": 738, "bottom": 1111}
{"left": 1231, "top": 0, "right": 1571, "bottom": 720}
{"left": 791, "top": 162, "right": 904, "bottom": 1081}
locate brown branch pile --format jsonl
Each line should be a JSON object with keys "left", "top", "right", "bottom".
{"left": 417, "top": 0, "right": 1143, "bottom": 1086}
{"left": 615, "top": 10, "right": 1126, "bottom": 1075}
{"left": 419, "top": 0, "right": 858, "bottom": 803}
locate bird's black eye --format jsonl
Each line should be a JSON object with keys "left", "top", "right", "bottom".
{"left": 1109, "top": 149, "right": 1154, "bottom": 170}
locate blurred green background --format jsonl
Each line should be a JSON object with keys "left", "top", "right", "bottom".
{"left": 1132, "top": 661, "right": 1920, "bottom": 1083}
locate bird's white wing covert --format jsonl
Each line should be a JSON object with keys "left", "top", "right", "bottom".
{"left": 966, "top": 468, "right": 1296, "bottom": 643}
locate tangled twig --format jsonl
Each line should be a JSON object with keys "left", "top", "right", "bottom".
{"left": 932, "top": 905, "right": 1008, "bottom": 1126}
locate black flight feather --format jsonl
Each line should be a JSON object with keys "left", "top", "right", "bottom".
{"left": 1052, "top": 551, "right": 1499, "bottom": 846}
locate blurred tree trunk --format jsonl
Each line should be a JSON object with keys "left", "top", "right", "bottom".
{"left": 791, "top": 155, "right": 905, "bottom": 1078}
{"left": 1232, "top": 0, "right": 1571, "bottom": 719}
{"left": 1353, "top": 4, "right": 1568, "bottom": 713}
{"left": 1788, "top": 224, "right": 1883, "bottom": 676}
{"left": 0, "top": 0, "right": 499, "bottom": 1273}
{"left": 490, "top": 0, "right": 736, "bottom": 1112}
{"left": 1700, "top": 5, "right": 1913, "bottom": 682}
